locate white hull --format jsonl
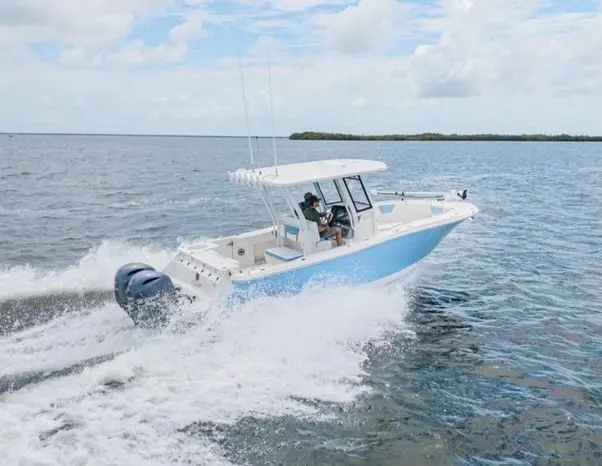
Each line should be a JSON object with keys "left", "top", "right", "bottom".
{"left": 162, "top": 198, "right": 477, "bottom": 306}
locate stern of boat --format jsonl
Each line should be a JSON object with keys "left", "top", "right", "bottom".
{"left": 161, "top": 242, "right": 239, "bottom": 304}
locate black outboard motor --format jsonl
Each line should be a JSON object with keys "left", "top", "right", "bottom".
{"left": 114, "top": 262, "right": 177, "bottom": 328}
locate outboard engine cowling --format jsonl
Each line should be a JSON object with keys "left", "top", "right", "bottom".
{"left": 114, "top": 262, "right": 156, "bottom": 308}
{"left": 114, "top": 263, "right": 177, "bottom": 328}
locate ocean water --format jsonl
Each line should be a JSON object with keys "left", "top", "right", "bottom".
{"left": 0, "top": 134, "right": 601, "bottom": 465}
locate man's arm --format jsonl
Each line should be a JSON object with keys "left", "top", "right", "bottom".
{"left": 304, "top": 208, "right": 327, "bottom": 223}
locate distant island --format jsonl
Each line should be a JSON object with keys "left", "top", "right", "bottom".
{"left": 289, "top": 132, "right": 602, "bottom": 142}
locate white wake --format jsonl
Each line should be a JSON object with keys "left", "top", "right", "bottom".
{"left": 0, "top": 240, "right": 413, "bottom": 465}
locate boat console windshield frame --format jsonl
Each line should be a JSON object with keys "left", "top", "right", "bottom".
{"left": 257, "top": 173, "right": 375, "bottom": 252}
{"left": 314, "top": 179, "right": 343, "bottom": 206}
{"left": 342, "top": 175, "right": 373, "bottom": 213}
{"left": 228, "top": 158, "right": 386, "bottom": 254}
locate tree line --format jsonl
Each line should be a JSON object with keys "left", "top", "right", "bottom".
{"left": 289, "top": 131, "right": 602, "bottom": 142}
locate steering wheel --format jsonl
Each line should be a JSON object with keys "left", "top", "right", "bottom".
{"left": 319, "top": 211, "right": 334, "bottom": 227}
{"left": 330, "top": 205, "right": 349, "bottom": 225}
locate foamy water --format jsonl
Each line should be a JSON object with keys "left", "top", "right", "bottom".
{"left": 0, "top": 241, "right": 411, "bottom": 465}
{"left": 0, "top": 240, "right": 176, "bottom": 301}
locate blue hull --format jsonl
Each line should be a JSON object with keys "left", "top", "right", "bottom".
{"left": 229, "top": 220, "right": 462, "bottom": 298}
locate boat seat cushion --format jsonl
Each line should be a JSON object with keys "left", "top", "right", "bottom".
{"left": 285, "top": 224, "right": 299, "bottom": 236}
{"left": 265, "top": 246, "right": 303, "bottom": 262}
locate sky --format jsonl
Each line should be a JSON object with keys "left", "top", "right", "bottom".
{"left": 1, "top": 0, "right": 601, "bottom": 136}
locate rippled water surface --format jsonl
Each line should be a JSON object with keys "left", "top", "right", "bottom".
{"left": 1, "top": 135, "right": 601, "bottom": 465}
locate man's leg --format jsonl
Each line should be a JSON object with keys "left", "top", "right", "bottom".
{"left": 335, "top": 227, "right": 345, "bottom": 246}
{"left": 324, "top": 226, "right": 345, "bottom": 246}
{"left": 321, "top": 226, "right": 340, "bottom": 246}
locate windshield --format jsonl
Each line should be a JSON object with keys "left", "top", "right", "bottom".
{"left": 343, "top": 176, "right": 372, "bottom": 212}
{"left": 315, "top": 180, "right": 343, "bottom": 205}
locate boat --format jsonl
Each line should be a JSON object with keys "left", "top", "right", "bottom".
{"left": 113, "top": 157, "right": 479, "bottom": 327}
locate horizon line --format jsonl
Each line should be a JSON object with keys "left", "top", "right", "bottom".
{"left": 1, "top": 132, "right": 289, "bottom": 138}
{"left": 3, "top": 131, "right": 602, "bottom": 139}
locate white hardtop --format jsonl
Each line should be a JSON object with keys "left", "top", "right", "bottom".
{"left": 228, "top": 158, "right": 388, "bottom": 188}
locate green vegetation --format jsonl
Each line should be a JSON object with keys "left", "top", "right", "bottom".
{"left": 289, "top": 131, "right": 602, "bottom": 142}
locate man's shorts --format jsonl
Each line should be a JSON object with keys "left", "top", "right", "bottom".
{"left": 320, "top": 226, "right": 340, "bottom": 239}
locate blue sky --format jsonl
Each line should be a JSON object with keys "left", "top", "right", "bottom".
{"left": 1, "top": 0, "right": 601, "bottom": 135}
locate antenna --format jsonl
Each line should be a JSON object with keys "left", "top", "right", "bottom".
{"left": 238, "top": 52, "right": 255, "bottom": 170}
{"left": 266, "top": 44, "right": 278, "bottom": 176}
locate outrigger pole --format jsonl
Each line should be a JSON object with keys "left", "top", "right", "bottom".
{"left": 238, "top": 52, "right": 255, "bottom": 171}
{"left": 236, "top": 48, "right": 279, "bottom": 236}
{"left": 266, "top": 44, "right": 278, "bottom": 176}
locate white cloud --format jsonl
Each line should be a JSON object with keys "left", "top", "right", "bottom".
{"left": 169, "top": 9, "right": 210, "bottom": 44}
{"left": 235, "top": 0, "right": 352, "bottom": 12}
{"left": 324, "top": 0, "right": 410, "bottom": 53}
{"left": 2, "top": 52, "right": 601, "bottom": 136}
{"left": 109, "top": 41, "right": 188, "bottom": 64}
{"left": 269, "top": 0, "right": 325, "bottom": 11}
{"left": 407, "top": 0, "right": 602, "bottom": 98}
{"left": 248, "top": 35, "right": 284, "bottom": 56}
{"left": 59, "top": 47, "right": 88, "bottom": 64}
{"left": 0, "top": 0, "right": 173, "bottom": 47}
{"left": 0, "top": 0, "right": 602, "bottom": 135}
